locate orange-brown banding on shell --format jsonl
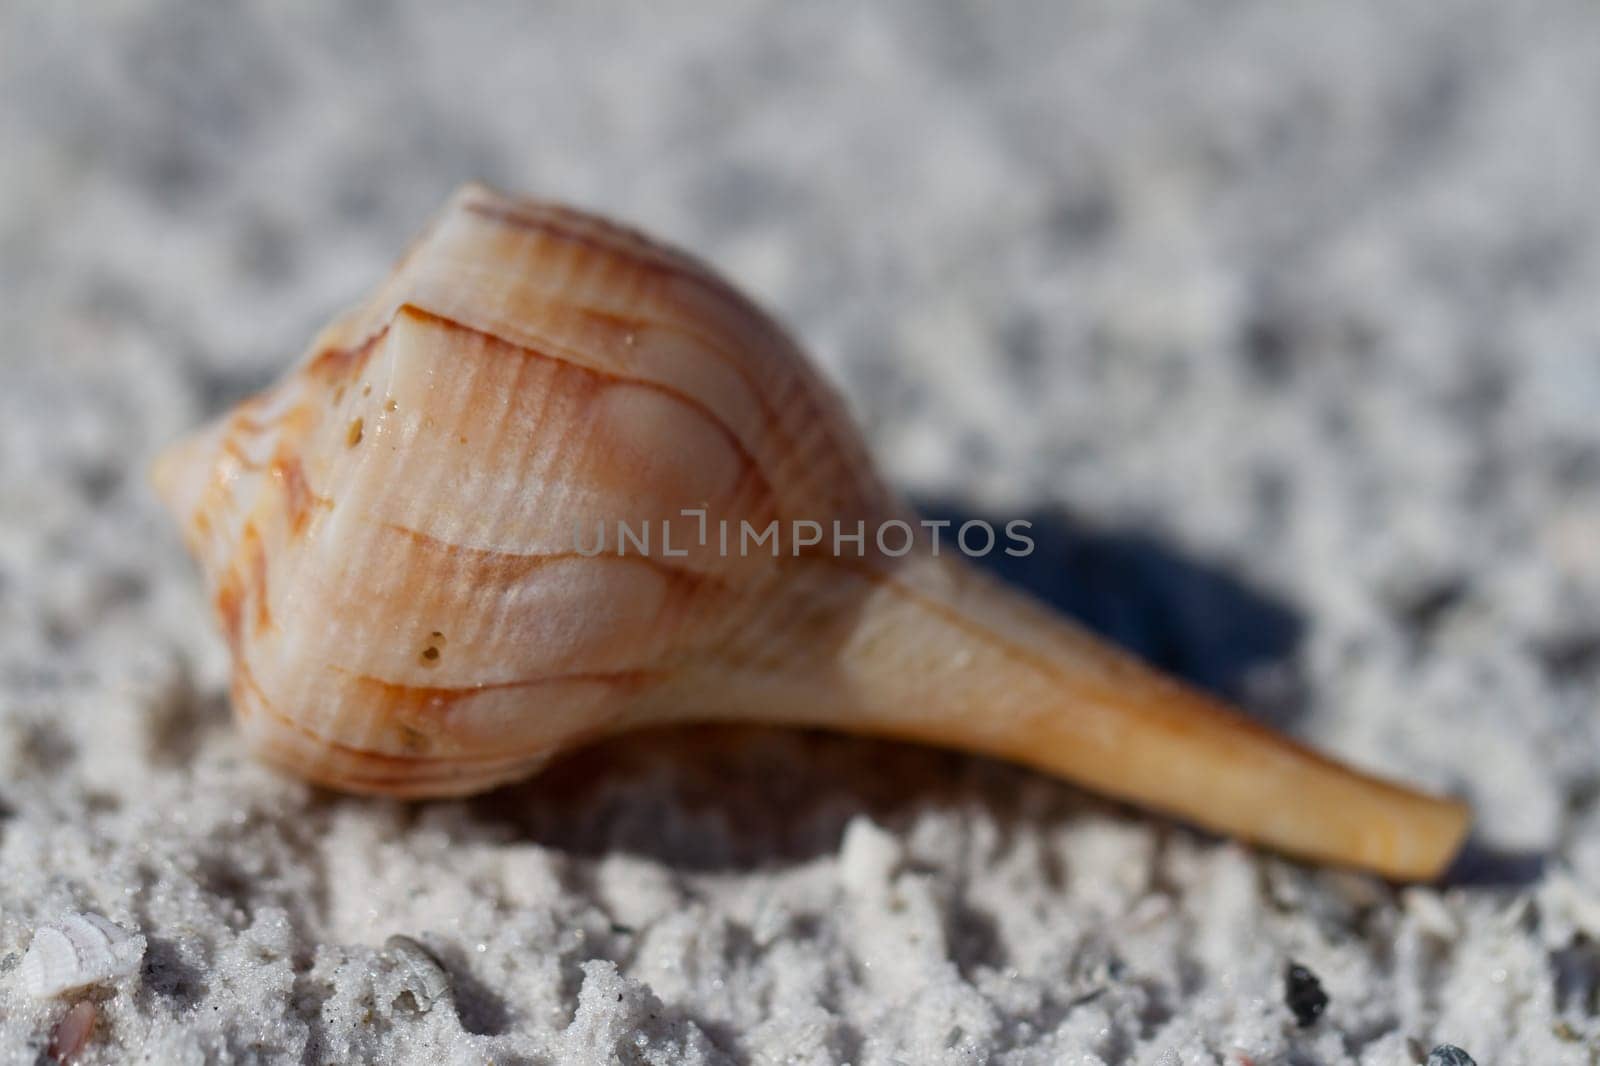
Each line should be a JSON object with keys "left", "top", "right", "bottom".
{"left": 230, "top": 653, "right": 650, "bottom": 782}
{"left": 393, "top": 304, "right": 778, "bottom": 511}
{"left": 306, "top": 328, "right": 384, "bottom": 384}
{"left": 298, "top": 721, "right": 625, "bottom": 793}
{"left": 230, "top": 399, "right": 317, "bottom": 440}
{"left": 380, "top": 521, "right": 730, "bottom": 595}
{"left": 230, "top": 413, "right": 277, "bottom": 435}
{"left": 269, "top": 454, "right": 330, "bottom": 537}
{"left": 458, "top": 197, "right": 792, "bottom": 354}
{"left": 231, "top": 659, "right": 544, "bottom": 769}
{"left": 220, "top": 433, "right": 265, "bottom": 472}
{"left": 461, "top": 198, "right": 870, "bottom": 491}
{"left": 301, "top": 285, "right": 869, "bottom": 528}
{"left": 211, "top": 524, "right": 273, "bottom": 652}
{"left": 460, "top": 197, "right": 821, "bottom": 394}
{"left": 456, "top": 199, "right": 854, "bottom": 495}
{"left": 476, "top": 291, "right": 847, "bottom": 502}
{"left": 461, "top": 199, "right": 702, "bottom": 281}
{"left": 336, "top": 666, "right": 665, "bottom": 718}
{"left": 215, "top": 574, "right": 245, "bottom": 655}
{"left": 298, "top": 306, "right": 788, "bottom": 508}
{"left": 245, "top": 524, "right": 272, "bottom": 635}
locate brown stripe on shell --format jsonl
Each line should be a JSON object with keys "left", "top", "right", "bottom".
{"left": 211, "top": 523, "right": 274, "bottom": 653}
{"left": 461, "top": 195, "right": 812, "bottom": 370}
{"left": 393, "top": 304, "right": 780, "bottom": 511}
{"left": 303, "top": 195, "right": 885, "bottom": 524}
{"left": 220, "top": 433, "right": 265, "bottom": 472}
{"left": 381, "top": 522, "right": 731, "bottom": 594}
{"left": 461, "top": 198, "right": 724, "bottom": 294}
{"left": 263, "top": 302, "right": 798, "bottom": 522}
{"left": 334, "top": 665, "right": 666, "bottom": 716}
{"left": 305, "top": 322, "right": 388, "bottom": 383}
{"left": 231, "top": 660, "right": 529, "bottom": 767}
{"left": 231, "top": 654, "right": 655, "bottom": 775}
{"left": 461, "top": 195, "right": 837, "bottom": 403}
{"left": 215, "top": 573, "right": 244, "bottom": 655}
{"left": 269, "top": 453, "right": 331, "bottom": 537}
{"left": 228, "top": 392, "right": 320, "bottom": 439}
{"left": 245, "top": 523, "right": 272, "bottom": 635}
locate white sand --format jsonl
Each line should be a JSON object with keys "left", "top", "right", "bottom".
{"left": 2, "top": 3, "right": 1598, "bottom": 1062}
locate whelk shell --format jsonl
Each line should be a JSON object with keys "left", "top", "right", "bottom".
{"left": 152, "top": 183, "right": 1470, "bottom": 880}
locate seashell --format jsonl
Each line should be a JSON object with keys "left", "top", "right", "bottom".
{"left": 382, "top": 934, "right": 452, "bottom": 1014}
{"left": 18, "top": 913, "right": 145, "bottom": 999}
{"left": 152, "top": 183, "right": 1470, "bottom": 880}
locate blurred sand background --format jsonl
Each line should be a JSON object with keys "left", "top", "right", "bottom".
{"left": 1, "top": 3, "right": 1599, "bottom": 1063}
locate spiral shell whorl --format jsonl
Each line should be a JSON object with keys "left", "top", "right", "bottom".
{"left": 155, "top": 184, "right": 900, "bottom": 795}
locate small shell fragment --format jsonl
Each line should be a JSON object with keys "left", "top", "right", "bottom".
{"left": 383, "top": 934, "right": 452, "bottom": 1014}
{"left": 18, "top": 913, "right": 145, "bottom": 999}
{"left": 1402, "top": 886, "right": 1459, "bottom": 940}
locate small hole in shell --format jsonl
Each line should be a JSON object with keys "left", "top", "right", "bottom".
{"left": 385, "top": 398, "right": 399, "bottom": 412}
{"left": 420, "top": 632, "right": 446, "bottom": 666}
{"left": 347, "top": 418, "right": 364, "bottom": 447}
{"left": 362, "top": 383, "right": 373, "bottom": 397}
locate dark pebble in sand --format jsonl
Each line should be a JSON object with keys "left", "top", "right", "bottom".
{"left": 1284, "top": 962, "right": 1329, "bottom": 1028}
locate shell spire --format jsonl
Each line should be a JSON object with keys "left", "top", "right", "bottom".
{"left": 153, "top": 183, "right": 1470, "bottom": 880}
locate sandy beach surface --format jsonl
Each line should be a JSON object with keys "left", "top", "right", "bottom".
{"left": 2, "top": 3, "right": 1598, "bottom": 1063}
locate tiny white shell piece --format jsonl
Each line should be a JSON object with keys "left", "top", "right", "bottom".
{"left": 384, "top": 934, "right": 452, "bottom": 1013}
{"left": 17, "top": 913, "right": 145, "bottom": 999}
{"left": 1402, "top": 886, "right": 1459, "bottom": 940}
